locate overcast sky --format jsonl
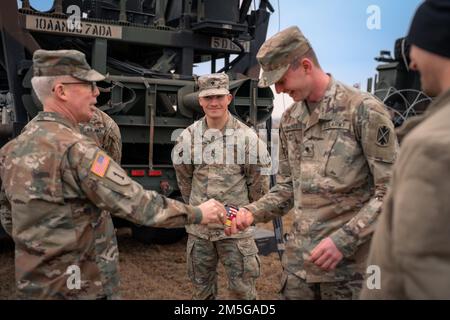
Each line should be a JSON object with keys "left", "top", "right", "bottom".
{"left": 25, "top": 0, "right": 423, "bottom": 118}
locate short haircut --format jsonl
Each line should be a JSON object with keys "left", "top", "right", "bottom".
{"left": 31, "top": 76, "right": 59, "bottom": 103}
{"left": 290, "top": 48, "right": 321, "bottom": 70}
{"left": 31, "top": 75, "right": 74, "bottom": 103}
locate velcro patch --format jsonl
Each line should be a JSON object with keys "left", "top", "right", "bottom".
{"left": 376, "top": 126, "right": 390, "bottom": 146}
{"left": 302, "top": 143, "right": 314, "bottom": 158}
{"left": 365, "top": 111, "right": 397, "bottom": 163}
{"left": 90, "top": 152, "right": 111, "bottom": 177}
{"left": 284, "top": 123, "right": 303, "bottom": 132}
{"left": 322, "top": 121, "right": 350, "bottom": 131}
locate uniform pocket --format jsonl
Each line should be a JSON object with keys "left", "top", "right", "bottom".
{"left": 237, "top": 238, "right": 261, "bottom": 279}
{"left": 222, "top": 164, "right": 243, "bottom": 175}
{"left": 186, "top": 236, "right": 196, "bottom": 282}
{"left": 12, "top": 151, "right": 65, "bottom": 204}
{"left": 323, "top": 127, "right": 361, "bottom": 182}
{"left": 285, "top": 129, "right": 302, "bottom": 162}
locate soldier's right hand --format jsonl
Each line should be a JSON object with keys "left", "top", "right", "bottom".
{"left": 236, "top": 207, "right": 254, "bottom": 230}
{"left": 225, "top": 207, "right": 254, "bottom": 236}
{"left": 198, "top": 199, "right": 227, "bottom": 225}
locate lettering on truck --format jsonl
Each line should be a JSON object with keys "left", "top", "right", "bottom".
{"left": 25, "top": 15, "right": 122, "bottom": 39}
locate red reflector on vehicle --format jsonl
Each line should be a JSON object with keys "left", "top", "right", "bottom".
{"left": 131, "top": 169, "right": 145, "bottom": 177}
{"left": 148, "top": 170, "right": 162, "bottom": 177}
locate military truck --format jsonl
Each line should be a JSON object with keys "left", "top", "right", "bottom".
{"left": 0, "top": 0, "right": 275, "bottom": 242}
{"left": 369, "top": 37, "right": 431, "bottom": 128}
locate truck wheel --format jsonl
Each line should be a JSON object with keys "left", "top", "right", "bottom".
{"left": 131, "top": 225, "right": 186, "bottom": 245}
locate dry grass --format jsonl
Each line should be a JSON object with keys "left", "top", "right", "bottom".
{"left": 0, "top": 212, "right": 295, "bottom": 300}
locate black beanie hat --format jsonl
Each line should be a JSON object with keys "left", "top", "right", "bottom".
{"left": 407, "top": 0, "right": 450, "bottom": 58}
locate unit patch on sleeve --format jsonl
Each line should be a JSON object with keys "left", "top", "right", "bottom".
{"left": 376, "top": 126, "right": 390, "bottom": 146}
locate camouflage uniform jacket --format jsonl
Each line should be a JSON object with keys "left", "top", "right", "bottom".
{"left": 361, "top": 89, "right": 450, "bottom": 299}
{"left": 174, "top": 113, "right": 270, "bottom": 241}
{"left": 79, "top": 108, "right": 122, "bottom": 163}
{"left": 245, "top": 76, "right": 399, "bottom": 282}
{"left": 0, "top": 112, "right": 203, "bottom": 299}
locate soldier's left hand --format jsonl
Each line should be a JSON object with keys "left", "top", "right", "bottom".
{"left": 224, "top": 207, "right": 253, "bottom": 236}
{"left": 309, "top": 237, "right": 343, "bottom": 271}
{"left": 235, "top": 207, "right": 254, "bottom": 230}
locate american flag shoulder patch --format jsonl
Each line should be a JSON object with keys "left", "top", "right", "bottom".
{"left": 90, "top": 152, "right": 111, "bottom": 177}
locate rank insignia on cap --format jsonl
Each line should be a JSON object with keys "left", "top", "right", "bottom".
{"left": 377, "top": 126, "right": 390, "bottom": 146}
{"left": 91, "top": 152, "right": 111, "bottom": 177}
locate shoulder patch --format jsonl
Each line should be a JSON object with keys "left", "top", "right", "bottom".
{"left": 105, "top": 161, "right": 132, "bottom": 186}
{"left": 364, "top": 110, "right": 398, "bottom": 163}
{"left": 90, "top": 152, "right": 111, "bottom": 177}
{"left": 376, "top": 126, "right": 390, "bottom": 146}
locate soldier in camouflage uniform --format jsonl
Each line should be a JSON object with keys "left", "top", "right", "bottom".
{"left": 80, "top": 108, "right": 122, "bottom": 164}
{"left": 0, "top": 49, "right": 227, "bottom": 300}
{"left": 79, "top": 108, "right": 122, "bottom": 237}
{"left": 230, "top": 26, "right": 399, "bottom": 299}
{"left": 172, "top": 73, "right": 271, "bottom": 299}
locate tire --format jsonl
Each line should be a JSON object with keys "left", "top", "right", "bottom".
{"left": 131, "top": 225, "right": 186, "bottom": 245}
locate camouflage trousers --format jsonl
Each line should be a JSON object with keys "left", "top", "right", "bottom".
{"left": 280, "top": 272, "right": 363, "bottom": 300}
{"left": 186, "top": 234, "right": 260, "bottom": 300}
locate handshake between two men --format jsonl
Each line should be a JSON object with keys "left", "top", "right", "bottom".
{"left": 201, "top": 202, "right": 344, "bottom": 272}
{"left": 198, "top": 201, "right": 253, "bottom": 235}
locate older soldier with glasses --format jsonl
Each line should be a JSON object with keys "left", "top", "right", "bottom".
{"left": 0, "top": 49, "right": 227, "bottom": 300}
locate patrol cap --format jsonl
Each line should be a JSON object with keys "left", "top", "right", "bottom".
{"left": 198, "top": 73, "right": 230, "bottom": 97}
{"left": 256, "top": 26, "right": 311, "bottom": 88}
{"left": 32, "top": 49, "right": 105, "bottom": 81}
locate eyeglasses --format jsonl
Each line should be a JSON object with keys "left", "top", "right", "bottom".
{"left": 52, "top": 81, "right": 98, "bottom": 93}
{"left": 201, "top": 94, "right": 228, "bottom": 101}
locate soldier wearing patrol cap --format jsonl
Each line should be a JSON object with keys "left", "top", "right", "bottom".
{"left": 80, "top": 108, "right": 122, "bottom": 164}
{"left": 230, "top": 26, "right": 399, "bottom": 299}
{"left": 172, "top": 73, "right": 271, "bottom": 299}
{"left": 0, "top": 49, "right": 227, "bottom": 300}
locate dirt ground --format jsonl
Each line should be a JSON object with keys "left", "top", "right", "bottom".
{"left": 0, "top": 216, "right": 293, "bottom": 300}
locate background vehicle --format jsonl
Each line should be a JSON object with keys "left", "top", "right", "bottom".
{"left": 369, "top": 37, "right": 431, "bottom": 129}
{"left": 1, "top": 1, "right": 431, "bottom": 248}
{"left": 0, "top": 0, "right": 275, "bottom": 243}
